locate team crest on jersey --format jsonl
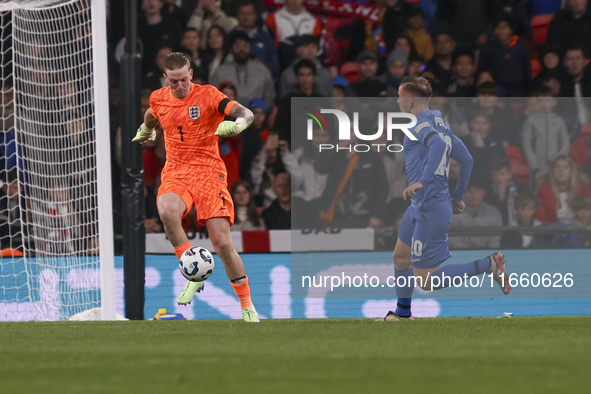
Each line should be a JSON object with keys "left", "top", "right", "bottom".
{"left": 188, "top": 106, "right": 200, "bottom": 120}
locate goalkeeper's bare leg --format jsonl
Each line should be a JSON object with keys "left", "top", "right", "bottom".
{"left": 158, "top": 193, "right": 204, "bottom": 305}
{"left": 158, "top": 193, "right": 259, "bottom": 321}
{"left": 206, "top": 218, "right": 259, "bottom": 322}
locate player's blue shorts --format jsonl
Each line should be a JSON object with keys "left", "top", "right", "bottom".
{"left": 398, "top": 199, "right": 452, "bottom": 269}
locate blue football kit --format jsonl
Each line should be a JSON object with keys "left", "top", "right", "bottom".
{"left": 398, "top": 109, "right": 473, "bottom": 269}
{"left": 386, "top": 107, "right": 510, "bottom": 320}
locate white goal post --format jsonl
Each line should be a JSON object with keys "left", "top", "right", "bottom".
{"left": 0, "top": 0, "right": 115, "bottom": 320}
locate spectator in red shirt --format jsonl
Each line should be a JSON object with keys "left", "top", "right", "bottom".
{"left": 535, "top": 155, "right": 591, "bottom": 224}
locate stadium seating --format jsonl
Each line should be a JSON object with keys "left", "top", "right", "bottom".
{"left": 505, "top": 144, "right": 531, "bottom": 186}
{"left": 323, "top": 15, "right": 355, "bottom": 67}
{"left": 531, "top": 14, "right": 554, "bottom": 44}
{"left": 339, "top": 61, "right": 360, "bottom": 83}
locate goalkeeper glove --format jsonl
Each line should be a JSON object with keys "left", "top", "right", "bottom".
{"left": 214, "top": 118, "right": 248, "bottom": 137}
{"left": 132, "top": 124, "right": 157, "bottom": 144}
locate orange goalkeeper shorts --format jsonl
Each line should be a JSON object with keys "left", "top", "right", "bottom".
{"left": 157, "top": 163, "right": 234, "bottom": 226}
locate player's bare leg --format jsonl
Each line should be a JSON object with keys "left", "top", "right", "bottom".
{"left": 207, "top": 217, "right": 259, "bottom": 322}
{"left": 158, "top": 193, "right": 204, "bottom": 305}
{"left": 206, "top": 217, "right": 245, "bottom": 278}
{"left": 414, "top": 255, "right": 509, "bottom": 294}
{"left": 157, "top": 193, "right": 190, "bottom": 247}
{"left": 413, "top": 265, "right": 441, "bottom": 290}
{"left": 380, "top": 239, "right": 415, "bottom": 321}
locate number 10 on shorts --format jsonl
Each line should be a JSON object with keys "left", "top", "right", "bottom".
{"left": 412, "top": 238, "right": 423, "bottom": 257}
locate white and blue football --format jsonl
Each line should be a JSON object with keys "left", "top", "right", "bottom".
{"left": 179, "top": 246, "right": 215, "bottom": 282}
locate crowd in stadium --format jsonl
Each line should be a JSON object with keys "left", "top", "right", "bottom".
{"left": 100, "top": 0, "right": 591, "bottom": 250}
{"left": 3, "top": 0, "right": 590, "bottom": 254}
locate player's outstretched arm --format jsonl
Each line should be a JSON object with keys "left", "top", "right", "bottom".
{"left": 449, "top": 135, "right": 473, "bottom": 204}
{"left": 215, "top": 103, "right": 254, "bottom": 137}
{"left": 133, "top": 108, "right": 159, "bottom": 144}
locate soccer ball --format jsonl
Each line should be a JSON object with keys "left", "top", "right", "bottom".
{"left": 179, "top": 246, "right": 215, "bottom": 282}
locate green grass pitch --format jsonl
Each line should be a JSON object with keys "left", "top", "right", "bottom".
{"left": 1, "top": 316, "right": 589, "bottom": 393}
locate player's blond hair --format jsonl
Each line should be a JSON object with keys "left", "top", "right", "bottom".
{"left": 400, "top": 76, "right": 432, "bottom": 105}
{"left": 163, "top": 52, "right": 191, "bottom": 72}
{"left": 400, "top": 76, "right": 432, "bottom": 98}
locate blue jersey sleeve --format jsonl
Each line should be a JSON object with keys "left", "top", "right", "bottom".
{"left": 413, "top": 121, "right": 438, "bottom": 145}
{"left": 449, "top": 134, "right": 473, "bottom": 202}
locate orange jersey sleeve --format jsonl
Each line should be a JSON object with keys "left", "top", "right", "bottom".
{"left": 149, "top": 84, "right": 239, "bottom": 179}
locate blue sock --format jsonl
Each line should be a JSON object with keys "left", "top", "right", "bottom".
{"left": 394, "top": 267, "right": 414, "bottom": 316}
{"left": 429, "top": 258, "right": 489, "bottom": 290}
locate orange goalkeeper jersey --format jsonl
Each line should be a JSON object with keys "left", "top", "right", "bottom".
{"left": 149, "top": 83, "right": 238, "bottom": 179}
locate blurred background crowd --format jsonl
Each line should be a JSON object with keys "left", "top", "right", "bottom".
{"left": 105, "top": 0, "right": 591, "bottom": 250}
{"left": 3, "top": 0, "right": 591, "bottom": 254}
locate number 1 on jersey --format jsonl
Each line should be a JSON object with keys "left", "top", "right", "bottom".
{"left": 177, "top": 126, "right": 184, "bottom": 141}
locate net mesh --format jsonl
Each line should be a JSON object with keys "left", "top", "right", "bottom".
{"left": 0, "top": 0, "right": 101, "bottom": 321}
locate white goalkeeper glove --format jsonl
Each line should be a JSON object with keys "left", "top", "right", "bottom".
{"left": 214, "top": 118, "right": 248, "bottom": 137}
{"left": 132, "top": 124, "right": 157, "bottom": 144}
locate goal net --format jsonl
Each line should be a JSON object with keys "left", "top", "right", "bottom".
{"left": 0, "top": 0, "right": 115, "bottom": 321}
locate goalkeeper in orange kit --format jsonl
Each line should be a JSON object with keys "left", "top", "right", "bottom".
{"left": 133, "top": 52, "right": 259, "bottom": 322}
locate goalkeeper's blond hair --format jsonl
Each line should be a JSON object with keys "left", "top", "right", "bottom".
{"left": 163, "top": 52, "right": 191, "bottom": 72}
